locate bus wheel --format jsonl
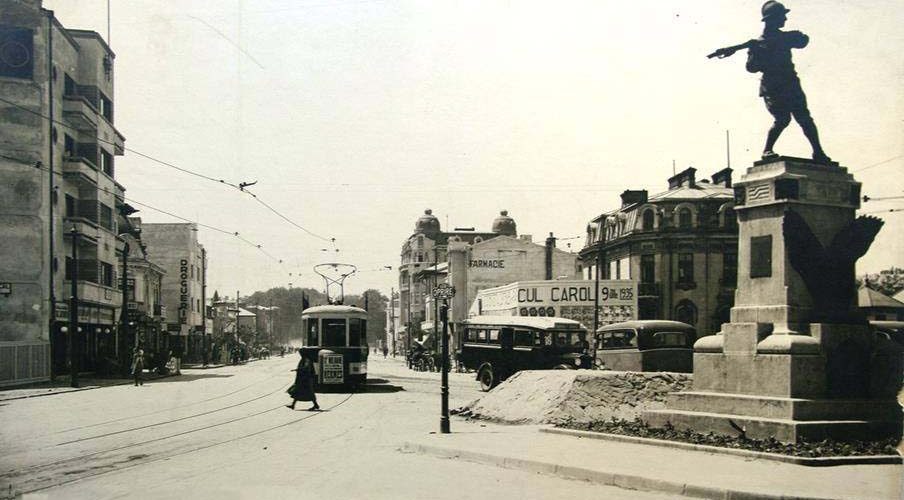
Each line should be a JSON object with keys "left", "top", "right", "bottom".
{"left": 478, "top": 364, "right": 495, "bottom": 392}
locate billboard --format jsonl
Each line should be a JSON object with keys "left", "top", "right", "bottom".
{"left": 470, "top": 279, "right": 637, "bottom": 328}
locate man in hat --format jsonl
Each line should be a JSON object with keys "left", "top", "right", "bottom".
{"left": 712, "top": 2, "right": 831, "bottom": 163}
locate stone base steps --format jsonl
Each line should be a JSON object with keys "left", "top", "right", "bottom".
{"left": 644, "top": 408, "right": 902, "bottom": 443}
{"left": 666, "top": 391, "right": 902, "bottom": 421}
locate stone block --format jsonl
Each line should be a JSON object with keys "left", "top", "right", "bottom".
{"left": 692, "top": 351, "right": 825, "bottom": 398}
{"left": 722, "top": 323, "right": 769, "bottom": 355}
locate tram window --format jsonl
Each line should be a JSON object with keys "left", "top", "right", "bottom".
{"left": 322, "top": 318, "right": 346, "bottom": 346}
{"left": 477, "top": 329, "right": 488, "bottom": 342}
{"left": 514, "top": 330, "right": 533, "bottom": 347}
{"left": 349, "top": 318, "right": 365, "bottom": 347}
{"left": 305, "top": 319, "right": 319, "bottom": 346}
{"left": 534, "top": 332, "right": 544, "bottom": 346}
{"left": 488, "top": 329, "right": 500, "bottom": 343}
{"left": 465, "top": 329, "right": 476, "bottom": 342}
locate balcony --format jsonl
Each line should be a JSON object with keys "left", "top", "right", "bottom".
{"left": 62, "top": 95, "right": 99, "bottom": 131}
{"left": 62, "top": 157, "right": 99, "bottom": 187}
{"left": 637, "top": 282, "right": 661, "bottom": 297}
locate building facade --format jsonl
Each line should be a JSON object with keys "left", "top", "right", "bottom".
{"left": 139, "top": 223, "right": 207, "bottom": 362}
{"left": 121, "top": 217, "right": 167, "bottom": 362}
{"left": 398, "top": 209, "right": 515, "bottom": 349}
{"left": 1, "top": 1, "right": 127, "bottom": 385}
{"left": 578, "top": 167, "right": 738, "bottom": 336}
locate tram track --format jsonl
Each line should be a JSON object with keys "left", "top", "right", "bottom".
{"left": 50, "top": 364, "right": 289, "bottom": 436}
{"left": 2, "top": 390, "right": 357, "bottom": 497}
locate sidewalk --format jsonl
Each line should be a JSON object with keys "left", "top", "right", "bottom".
{"left": 401, "top": 419, "right": 903, "bottom": 500}
{"left": 0, "top": 371, "right": 174, "bottom": 402}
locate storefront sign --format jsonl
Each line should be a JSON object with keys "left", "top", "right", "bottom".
{"left": 179, "top": 258, "right": 189, "bottom": 324}
{"left": 469, "top": 259, "right": 505, "bottom": 269}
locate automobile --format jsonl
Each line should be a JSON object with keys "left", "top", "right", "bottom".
{"left": 595, "top": 320, "right": 697, "bottom": 373}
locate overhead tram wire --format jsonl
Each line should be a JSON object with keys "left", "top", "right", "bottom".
{"left": 0, "top": 95, "right": 334, "bottom": 244}
{"left": 28, "top": 161, "right": 288, "bottom": 269}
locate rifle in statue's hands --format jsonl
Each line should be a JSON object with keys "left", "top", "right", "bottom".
{"left": 707, "top": 39, "right": 760, "bottom": 59}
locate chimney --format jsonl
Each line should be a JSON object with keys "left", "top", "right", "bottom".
{"left": 620, "top": 189, "right": 648, "bottom": 207}
{"left": 667, "top": 167, "right": 697, "bottom": 189}
{"left": 545, "top": 232, "right": 556, "bottom": 280}
{"left": 711, "top": 167, "right": 733, "bottom": 188}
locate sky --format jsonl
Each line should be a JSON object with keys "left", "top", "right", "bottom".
{"left": 43, "top": 0, "right": 904, "bottom": 297}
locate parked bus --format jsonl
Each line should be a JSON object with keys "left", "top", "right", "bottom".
{"left": 595, "top": 320, "right": 696, "bottom": 373}
{"left": 459, "top": 315, "right": 593, "bottom": 391}
{"left": 300, "top": 305, "right": 368, "bottom": 388}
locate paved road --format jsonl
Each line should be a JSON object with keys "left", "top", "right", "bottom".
{"left": 0, "top": 355, "right": 675, "bottom": 500}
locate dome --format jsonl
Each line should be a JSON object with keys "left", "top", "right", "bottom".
{"left": 415, "top": 209, "right": 441, "bottom": 237}
{"left": 491, "top": 210, "right": 517, "bottom": 237}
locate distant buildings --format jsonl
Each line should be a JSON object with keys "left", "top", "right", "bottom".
{"left": 578, "top": 167, "right": 737, "bottom": 336}
{"left": 0, "top": 2, "right": 127, "bottom": 385}
{"left": 140, "top": 223, "right": 207, "bottom": 363}
{"left": 398, "top": 209, "right": 579, "bottom": 349}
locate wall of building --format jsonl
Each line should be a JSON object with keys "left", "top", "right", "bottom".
{"left": 139, "top": 224, "right": 205, "bottom": 335}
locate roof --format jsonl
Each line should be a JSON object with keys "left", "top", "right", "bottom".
{"left": 858, "top": 287, "right": 904, "bottom": 309}
{"left": 302, "top": 305, "right": 367, "bottom": 315}
{"left": 589, "top": 182, "right": 733, "bottom": 223}
{"left": 596, "top": 320, "right": 695, "bottom": 333}
{"left": 463, "top": 315, "right": 584, "bottom": 330}
{"left": 237, "top": 307, "right": 256, "bottom": 317}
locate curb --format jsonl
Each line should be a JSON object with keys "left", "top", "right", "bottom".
{"left": 400, "top": 441, "right": 848, "bottom": 500}
{"left": 542, "top": 428, "right": 904, "bottom": 467}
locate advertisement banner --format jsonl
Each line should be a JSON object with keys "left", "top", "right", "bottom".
{"left": 470, "top": 279, "right": 637, "bottom": 328}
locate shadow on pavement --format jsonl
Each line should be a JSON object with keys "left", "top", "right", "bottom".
{"left": 154, "top": 373, "right": 235, "bottom": 383}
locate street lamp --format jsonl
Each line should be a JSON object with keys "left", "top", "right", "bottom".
{"left": 68, "top": 226, "right": 80, "bottom": 387}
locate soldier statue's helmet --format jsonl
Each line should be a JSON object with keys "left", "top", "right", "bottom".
{"left": 761, "top": 1, "right": 790, "bottom": 21}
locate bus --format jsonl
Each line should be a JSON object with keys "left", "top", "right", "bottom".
{"left": 300, "top": 305, "right": 368, "bottom": 388}
{"left": 459, "top": 315, "right": 593, "bottom": 391}
{"left": 595, "top": 320, "right": 696, "bottom": 373}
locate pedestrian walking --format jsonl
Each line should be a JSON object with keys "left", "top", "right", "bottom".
{"left": 131, "top": 347, "right": 145, "bottom": 386}
{"left": 382, "top": 345, "right": 388, "bottom": 358}
{"left": 286, "top": 351, "right": 319, "bottom": 411}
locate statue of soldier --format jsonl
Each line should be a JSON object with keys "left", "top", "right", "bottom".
{"left": 709, "top": 2, "right": 831, "bottom": 164}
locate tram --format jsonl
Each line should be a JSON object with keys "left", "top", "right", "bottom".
{"left": 299, "top": 263, "right": 368, "bottom": 388}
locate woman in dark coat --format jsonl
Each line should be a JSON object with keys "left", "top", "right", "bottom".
{"left": 286, "top": 351, "right": 319, "bottom": 411}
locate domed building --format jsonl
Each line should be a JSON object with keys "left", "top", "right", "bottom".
{"left": 399, "top": 209, "right": 540, "bottom": 351}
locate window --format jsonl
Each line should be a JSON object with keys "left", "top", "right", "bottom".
{"left": 642, "top": 210, "right": 654, "bottom": 231}
{"left": 599, "top": 330, "right": 637, "bottom": 349}
{"left": 64, "top": 134, "right": 75, "bottom": 158}
{"left": 675, "top": 299, "right": 698, "bottom": 325}
{"left": 640, "top": 254, "right": 655, "bottom": 284}
{"left": 305, "top": 319, "right": 319, "bottom": 346}
{"left": 514, "top": 330, "right": 533, "bottom": 347}
{"left": 65, "top": 194, "right": 76, "bottom": 217}
{"left": 99, "top": 203, "right": 113, "bottom": 230}
{"left": 349, "top": 318, "right": 365, "bottom": 347}
{"left": 488, "top": 329, "right": 499, "bottom": 343}
{"left": 678, "top": 253, "right": 694, "bottom": 283}
{"left": 322, "top": 318, "right": 346, "bottom": 346}
{"left": 99, "top": 93, "right": 113, "bottom": 122}
{"left": 64, "top": 73, "right": 76, "bottom": 96}
{"left": 678, "top": 208, "right": 692, "bottom": 229}
{"left": 465, "top": 328, "right": 477, "bottom": 342}
{"left": 100, "top": 262, "right": 114, "bottom": 287}
{"left": 100, "top": 149, "right": 113, "bottom": 177}
{"left": 477, "top": 329, "right": 488, "bottom": 342}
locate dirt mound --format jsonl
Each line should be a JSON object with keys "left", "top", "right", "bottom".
{"left": 461, "top": 370, "right": 691, "bottom": 425}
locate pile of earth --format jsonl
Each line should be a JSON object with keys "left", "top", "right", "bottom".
{"left": 454, "top": 370, "right": 692, "bottom": 425}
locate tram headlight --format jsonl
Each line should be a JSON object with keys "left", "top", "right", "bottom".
{"left": 574, "top": 357, "right": 581, "bottom": 367}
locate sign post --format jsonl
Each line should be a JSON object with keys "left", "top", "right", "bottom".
{"left": 432, "top": 283, "right": 455, "bottom": 434}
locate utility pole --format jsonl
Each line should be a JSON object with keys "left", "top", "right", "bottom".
{"left": 118, "top": 238, "right": 130, "bottom": 364}
{"left": 68, "top": 227, "right": 80, "bottom": 388}
{"left": 432, "top": 283, "right": 454, "bottom": 434}
{"left": 390, "top": 287, "right": 396, "bottom": 356}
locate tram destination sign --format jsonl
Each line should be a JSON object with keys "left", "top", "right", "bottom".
{"left": 322, "top": 354, "right": 344, "bottom": 384}
{"left": 432, "top": 283, "right": 456, "bottom": 300}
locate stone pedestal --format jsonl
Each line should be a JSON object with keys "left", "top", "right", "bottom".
{"left": 644, "top": 157, "right": 903, "bottom": 443}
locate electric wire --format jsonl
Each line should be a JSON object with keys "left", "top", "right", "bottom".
{"left": 0, "top": 95, "right": 332, "bottom": 243}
